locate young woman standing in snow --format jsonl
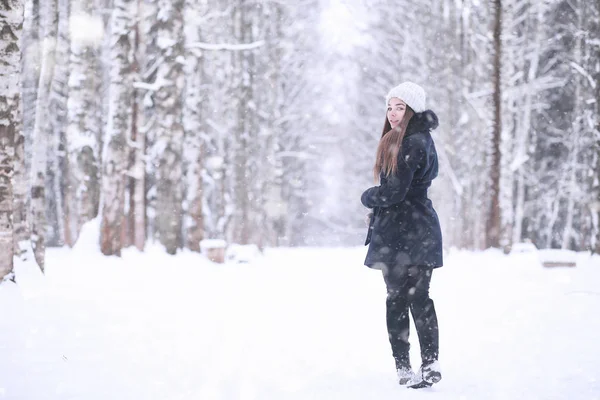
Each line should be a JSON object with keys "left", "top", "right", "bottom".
{"left": 361, "top": 82, "right": 443, "bottom": 388}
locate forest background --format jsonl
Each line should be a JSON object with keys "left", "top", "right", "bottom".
{"left": 1, "top": 0, "right": 599, "bottom": 278}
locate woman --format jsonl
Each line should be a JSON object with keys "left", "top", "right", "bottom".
{"left": 361, "top": 81, "right": 443, "bottom": 388}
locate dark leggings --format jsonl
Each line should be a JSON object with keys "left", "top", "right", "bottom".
{"left": 383, "top": 265, "right": 439, "bottom": 370}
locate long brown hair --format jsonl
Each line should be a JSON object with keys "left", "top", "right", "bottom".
{"left": 373, "top": 106, "right": 415, "bottom": 181}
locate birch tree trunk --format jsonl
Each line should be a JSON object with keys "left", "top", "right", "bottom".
{"left": 260, "top": 2, "right": 284, "bottom": 247}
{"left": 127, "top": 0, "right": 147, "bottom": 252}
{"left": 134, "top": 0, "right": 161, "bottom": 242}
{"left": 96, "top": 0, "right": 112, "bottom": 169}
{"left": 487, "top": 0, "right": 502, "bottom": 249}
{"left": 15, "top": 0, "right": 39, "bottom": 256}
{"left": 100, "top": 0, "right": 136, "bottom": 256}
{"left": 460, "top": 0, "right": 493, "bottom": 250}
{"left": 593, "top": 2, "right": 600, "bottom": 253}
{"left": 501, "top": 0, "right": 524, "bottom": 248}
{"left": 0, "top": 0, "right": 24, "bottom": 281}
{"left": 30, "top": 0, "right": 58, "bottom": 270}
{"left": 13, "top": 114, "right": 27, "bottom": 258}
{"left": 182, "top": 0, "right": 205, "bottom": 252}
{"left": 154, "top": 0, "right": 184, "bottom": 254}
{"left": 66, "top": 0, "right": 102, "bottom": 246}
{"left": 46, "top": 0, "right": 70, "bottom": 247}
{"left": 243, "top": 3, "right": 263, "bottom": 247}
{"left": 20, "top": 0, "right": 38, "bottom": 171}
{"left": 230, "top": 0, "right": 271, "bottom": 246}
{"left": 230, "top": 1, "right": 250, "bottom": 245}
{"left": 14, "top": 0, "right": 35, "bottom": 258}
{"left": 199, "top": 1, "right": 233, "bottom": 242}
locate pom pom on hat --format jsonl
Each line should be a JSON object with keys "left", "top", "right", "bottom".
{"left": 385, "top": 82, "right": 426, "bottom": 113}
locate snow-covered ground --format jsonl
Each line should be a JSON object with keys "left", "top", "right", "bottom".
{"left": 1, "top": 243, "right": 599, "bottom": 400}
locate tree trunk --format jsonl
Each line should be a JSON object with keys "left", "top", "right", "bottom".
{"left": 154, "top": 0, "right": 184, "bottom": 254}
{"left": 182, "top": 0, "right": 204, "bottom": 252}
{"left": 15, "top": 0, "right": 39, "bottom": 257}
{"left": 200, "top": 0, "right": 233, "bottom": 243}
{"left": 100, "top": 0, "right": 137, "bottom": 256}
{"left": 128, "top": 0, "right": 146, "bottom": 252}
{"left": 46, "top": 0, "right": 70, "bottom": 247}
{"left": 131, "top": 0, "right": 162, "bottom": 251}
{"left": 66, "top": 0, "right": 102, "bottom": 246}
{"left": 30, "top": 0, "right": 58, "bottom": 270}
{"left": 0, "top": 0, "right": 24, "bottom": 281}
{"left": 594, "top": 6, "right": 600, "bottom": 254}
{"left": 231, "top": 0, "right": 253, "bottom": 245}
{"left": 487, "top": 0, "right": 502, "bottom": 249}
{"left": 14, "top": 0, "right": 34, "bottom": 259}
{"left": 130, "top": 95, "right": 146, "bottom": 251}
{"left": 13, "top": 121, "right": 27, "bottom": 259}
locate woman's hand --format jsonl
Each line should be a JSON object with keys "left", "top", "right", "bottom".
{"left": 365, "top": 211, "right": 373, "bottom": 227}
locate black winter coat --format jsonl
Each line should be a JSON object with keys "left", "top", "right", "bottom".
{"left": 361, "top": 110, "right": 443, "bottom": 269}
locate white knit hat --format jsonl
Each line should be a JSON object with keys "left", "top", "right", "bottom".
{"left": 385, "top": 81, "right": 426, "bottom": 113}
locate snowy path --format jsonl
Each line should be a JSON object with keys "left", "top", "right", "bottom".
{"left": 1, "top": 246, "right": 599, "bottom": 400}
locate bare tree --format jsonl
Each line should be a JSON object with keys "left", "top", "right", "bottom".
{"left": 153, "top": 0, "right": 184, "bottom": 254}
{"left": 199, "top": 1, "right": 234, "bottom": 243}
{"left": 126, "top": 0, "right": 150, "bottom": 252}
{"left": 182, "top": 0, "right": 205, "bottom": 252}
{"left": 15, "top": 0, "right": 39, "bottom": 258}
{"left": 66, "top": 0, "right": 102, "bottom": 246}
{"left": 487, "top": 0, "right": 502, "bottom": 249}
{"left": 100, "top": 0, "right": 137, "bottom": 256}
{"left": 0, "top": 0, "right": 24, "bottom": 281}
{"left": 46, "top": 0, "right": 70, "bottom": 247}
{"left": 229, "top": 0, "right": 253, "bottom": 245}
{"left": 29, "top": 0, "right": 58, "bottom": 270}
{"left": 593, "top": 1, "right": 600, "bottom": 253}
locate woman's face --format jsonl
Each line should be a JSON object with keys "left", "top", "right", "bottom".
{"left": 387, "top": 98, "right": 406, "bottom": 129}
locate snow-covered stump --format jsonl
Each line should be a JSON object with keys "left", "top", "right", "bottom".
{"left": 225, "top": 244, "right": 262, "bottom": 264}
{"left": 510, "top": 241, "right": 538, "bottom": 254}
{"left": 538, "top": 249, "right": 577, "bottom": 268}
{"left": 200, "top": 239, "right": 227, "bottom": 264}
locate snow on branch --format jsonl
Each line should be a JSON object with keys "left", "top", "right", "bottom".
{"left": 275, "top": 151, "right": 316, "bottom": 160}
{"left": 186, "top": 40, "right": 265, "bottom": 51}
{"left": 569, "top": 61, "right": 596, "bottom": 89}
{"left": 133, "top": 76, "right": 173, "bottom": 92}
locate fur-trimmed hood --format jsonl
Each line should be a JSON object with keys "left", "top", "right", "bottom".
{"left": 406, "top": 110, "right": 439, "bottom": 135}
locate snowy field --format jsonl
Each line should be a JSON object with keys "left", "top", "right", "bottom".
{"left": 1, "top": 241, "right": 600, "bottom": 400}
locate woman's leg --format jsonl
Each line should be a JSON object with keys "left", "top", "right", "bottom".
{"left": 382, "top": 265, "right": 411, "bottom": 370}
{"left": 407, "top": 266, "right": 439, "bottom": 365}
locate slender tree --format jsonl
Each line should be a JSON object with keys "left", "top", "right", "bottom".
{"left": 198, "top": 1, "right": 234, "bottom": 243}
{"left": 15, "top": 0, "right": 39, "bottom": 258}
{"left": 29, "top": 0, "right": 58, "bottom": 270}
{"left": 14, "top": 0, "right": 36, "bottom": 259}
{"left": 46, "top": 0, "right": 70, "bottom": 247}
{"left": 229, "top": 0, "right": 252, "bottom": 245}
{"left": 127, "top": 0, "right": 149, "bottom": 252}
{"left": 66, "top": 0, "right": 102, "bottom": 246}
{"left": 181, "top": 0, "right": 206, "bottom": 252}
{"left": 592, "top": 1, "right": 600, "bottom": 253}
{"left": 0, "top": 0, "right": 24, "bottom": 281}
{"left": 487, "top": 0, "right": 502, "bottom": 249}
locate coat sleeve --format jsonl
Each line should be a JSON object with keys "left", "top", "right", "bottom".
{"left": 361, "top": 134, "right": 426, "bottom": 208}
